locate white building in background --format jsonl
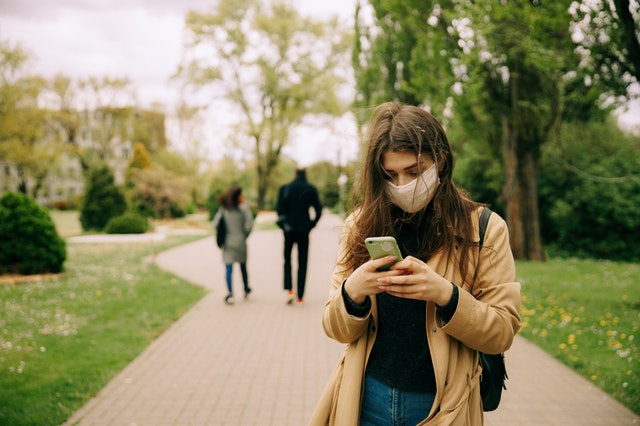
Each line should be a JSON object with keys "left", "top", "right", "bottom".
{"left": 0, "top": 108, "right": 165, "bottom": 208}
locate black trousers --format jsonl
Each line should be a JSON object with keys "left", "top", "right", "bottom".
{"left": 283, "top": 230, "right": 310, "bottom": 299}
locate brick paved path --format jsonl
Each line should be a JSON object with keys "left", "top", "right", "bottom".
{"left": 64, "top": 213, "right": 639, "bottom": 425}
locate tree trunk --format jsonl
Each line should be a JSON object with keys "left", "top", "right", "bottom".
{"left": 256, "top": 153, "right": 267, "bottom": 211}
{"left": 502, "top": 117, "right": 546, "bottom": 261}
{"left": 520, "top": 145, "right": 546, "bottom": 261}
{"left": 502, "top": 117, "right": 525, "bottom": 259}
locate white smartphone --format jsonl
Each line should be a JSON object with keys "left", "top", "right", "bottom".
{"left": 365, "top": 236, "right": 403, "bottom": 271}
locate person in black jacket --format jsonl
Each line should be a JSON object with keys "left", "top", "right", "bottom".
{"left": 276, "top": 167, "right": 323, "bottom": 305}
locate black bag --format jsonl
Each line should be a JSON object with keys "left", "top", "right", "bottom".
{"left": 216, "top": 214, "right": 226, "bottom": 248}
{"left": 479, "top": 352, "right": 507, "bottom": 411}
{"left": 276, "top": 185, "right": 292, "bottom": 233}
{"left": 477, "top": 207, "right": 508, "bottom": 412}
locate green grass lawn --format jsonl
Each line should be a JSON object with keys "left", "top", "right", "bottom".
{"left": 50, "top": 210, "right": 84, "bottom": 238}
{"left": 516, "top": 258, "right": 639, "bottom": 414}
{"left": 0, "top": 234, "right": 208, "bottom": 425}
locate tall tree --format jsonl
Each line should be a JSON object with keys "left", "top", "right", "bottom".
{"left": 0, "top": 40, "right": 58, "bottom": 198}
{"left": 453, "top": 1, "right": 580, "bottom": 261}
{"left": 175, "top": 0, "right": 352, "bottom": 209}
{"left": 46, "top": 74, "right": 138, "bottom": 175}
{"left": 79, "top": 76, "right": 137, "bottom": 169}
{"left": 355, "top": 0, "right": 592, "bottom": 260}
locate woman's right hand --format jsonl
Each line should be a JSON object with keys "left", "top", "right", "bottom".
{"left": 343, "top": 256, "right": 405, "bottom": 304}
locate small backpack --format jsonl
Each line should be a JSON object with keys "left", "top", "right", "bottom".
{"left": 477, "top": 207, "right": 508, "bottom": 412}
{"left": 215, "top": 213, "right": 226, "bottom": 248}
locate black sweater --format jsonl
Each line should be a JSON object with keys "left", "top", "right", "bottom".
{"left": 342, "top": 221, "right": 459, "bottom": 392}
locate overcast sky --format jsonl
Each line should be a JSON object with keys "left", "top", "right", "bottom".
{"left": 0, "top": 0, "right": 360, "bottom": 165}
{"left": 0, "top": 0, "right": 357, "bottom": 107}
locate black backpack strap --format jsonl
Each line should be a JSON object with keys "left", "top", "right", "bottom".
{"left": 479, "top": 207, "right": 492, "bottom": 248}
{"left": 472, "top": 206, "right": 492, "bottom": 285}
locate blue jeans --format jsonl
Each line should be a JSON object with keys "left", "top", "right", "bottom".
{"left": 225, "top": 263, "right": 249, "bottom": 295}
{"left": 360, "top": 375, "right": 435, "bottom": 426}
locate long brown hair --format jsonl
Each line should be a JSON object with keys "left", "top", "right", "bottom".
{"left": 218, "top": 186, "right": 243, "bottom": 209}
{"left": 343, "top": 102, "right": 482, "bottom": 285}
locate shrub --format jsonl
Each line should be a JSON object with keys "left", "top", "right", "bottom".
{"left": 80, "top": 165, "right": 127, "bottom": 231}
{"left": 52, "top": 200, "right": 68, "bottom": 210}
{"left": 104, "top": 212, "right": 149, "bottom": 234}
{"left": 129, "top": 167, "right": 191, "bottom": 219}
{"left": 539, "top": 121, "right": 640, "bottom": 261}
{"left": 0, "top": 191, "right": 66, "bottom": 274}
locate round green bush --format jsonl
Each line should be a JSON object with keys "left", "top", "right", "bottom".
{"left": 104, "top": 212, "right": 149, "bottom": 234}
{"left": 0, "top": 191, "right": 66, "bottom": 275}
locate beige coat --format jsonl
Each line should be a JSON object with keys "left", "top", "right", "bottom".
{"left": 309, "top": 208, "right": 521, "bottom": 426}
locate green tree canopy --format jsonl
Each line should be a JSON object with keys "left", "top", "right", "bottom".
{"left": 175, "top": 0, "right": 353, "bottom": 209}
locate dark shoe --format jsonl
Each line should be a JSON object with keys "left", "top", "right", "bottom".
{"left": 224, "top": 294, "right": 235, "bottom": 305}
{"left": 244, "top": 288, "right": 252, "bottom": 299}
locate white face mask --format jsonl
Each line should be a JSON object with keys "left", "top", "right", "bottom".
{"left": 385, "top": 163, "right": 439, "bottom": 213}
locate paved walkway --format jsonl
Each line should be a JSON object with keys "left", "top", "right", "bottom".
{"left": 64, "top": 213, "right": 639, "bottom": 425}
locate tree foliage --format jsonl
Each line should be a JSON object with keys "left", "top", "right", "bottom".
{"left": 45, "top": 74, "right": 139, "bottom": 174}
{"left": 353, "top": 0, "right": 637, "bottom": 260}
{"left": 176, "top": 0, "right": 353, "bottom": 209}
{"left": 570, "top": 0, "right": 640, "bottom": 103}
{"left": 539, "top": 120, "right": 640, "bottom": 260}
{"left": 0, "top": 40, "right": 61, "bottom": 198}
{"left": 126, "top": 141, "right": 152, "bottom": 187}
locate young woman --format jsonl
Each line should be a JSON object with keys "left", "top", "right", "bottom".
{"left": 211, "top": 186, "right": 254, "bottom": 305}
{"left": 310, "top": 102, "right": 521, "bottom": 425}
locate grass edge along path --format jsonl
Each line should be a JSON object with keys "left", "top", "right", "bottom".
{"left": 0, "top": 234, "right": 209, "bottom": 426}
{"left": 516, "top": 258, "right": 639, "bottom": 415}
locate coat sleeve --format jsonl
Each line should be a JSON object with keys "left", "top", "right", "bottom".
{"left": 321, "top": 213, "right": 371, "bottom": 344}
{"left": 440, "top": 212, "right": 522, "bottom": 354}
{"left": 211, "top": 208, "right": 222, "bottom": 229}
{"left": 241, "top": 205, "right": 254, "bottom": 237}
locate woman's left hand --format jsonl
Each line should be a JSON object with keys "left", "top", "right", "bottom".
{"left": 377, "top": 255, "right": 453, "bottom": 305}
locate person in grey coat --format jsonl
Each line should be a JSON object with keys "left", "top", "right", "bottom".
{"left": 211, "top": 186, "right": 254, "bottom": 305}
